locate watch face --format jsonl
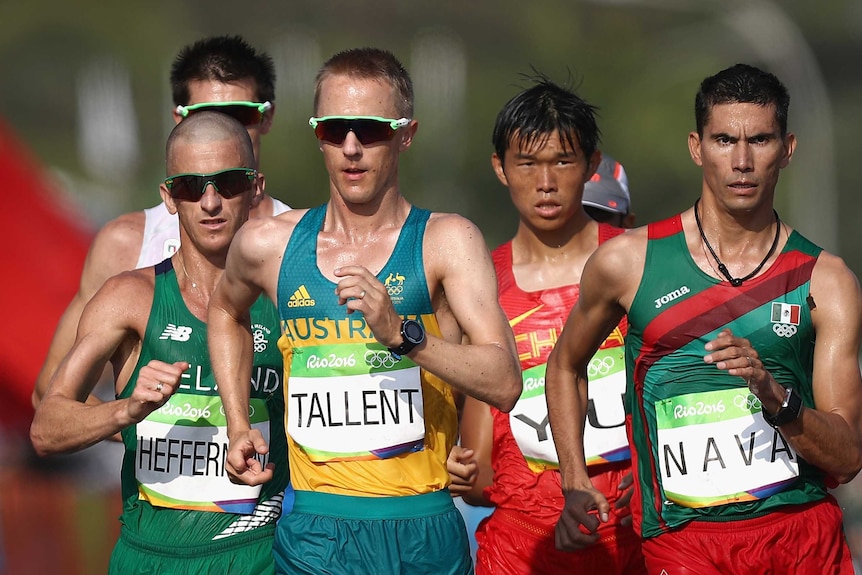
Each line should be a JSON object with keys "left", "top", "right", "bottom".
{"left": 403, "top": 320, "right": 425, "bottom": 344}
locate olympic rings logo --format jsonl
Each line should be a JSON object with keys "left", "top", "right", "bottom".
{"left": 387, "top": 285, "right": 404, "bottom": 296}
{"left": 772, "top": 323, "right": 797, "bottom": 338}
{"left": 219, "top": 404, "right": 255, "bottom": 417}
{"left": 733, "top": 393, "right": 762, "bottom": 411}
{"left": 365, "top": 350, "right": 398, "bottom": 369}
{"left": 587, "top": 357, "right": 615, "bottom": 378}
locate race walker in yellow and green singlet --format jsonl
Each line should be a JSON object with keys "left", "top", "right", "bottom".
{"left": 272, "top": 205, "right": 471, "bottom": 575}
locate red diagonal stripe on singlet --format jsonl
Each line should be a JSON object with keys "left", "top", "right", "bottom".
{"left": 631, "top": 243, "right": 816, "bottom": 533}
{"left": 634, "top": 250, "right": 816, "bottom": 384}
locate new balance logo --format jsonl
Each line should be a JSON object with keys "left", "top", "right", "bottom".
{"left": 288, "top": 285, "right": 316, "bottom": 308}
{"left": 159, "top": 324, "right": 192, "bottom": 341}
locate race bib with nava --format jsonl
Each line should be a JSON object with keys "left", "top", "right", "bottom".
{"left": 510, "top": 345, "right": 629, "bottom": 472}
{"left": 135, "top": 393, "right": 270, "bottom": 514}
{"left": 287, "top": 342, "right": 426, "bottom": 462}
{"left": 655, "top": 387, "right": 799, "bottom": 508}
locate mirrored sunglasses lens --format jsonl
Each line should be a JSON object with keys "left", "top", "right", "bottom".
{"left": 220, "top": 105, "right": 263, "bottom": 126}
{"left": 354, "top": 120, "right": 396, "bottom": 144}
{"left": 188, "top": 105, "right": 262, "bottom": 126}
{"left": 315, "top": 119, "right": 395, "bottom": 145}
{"left": 314, "top": 120, "right": 349, "bottom": 144}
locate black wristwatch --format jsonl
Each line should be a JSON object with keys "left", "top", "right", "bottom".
{"left": 388, "top": 319, "right": 425, "bottom": 357}
{"left": 761, "top": 387, "right": 802, "bottom": 428}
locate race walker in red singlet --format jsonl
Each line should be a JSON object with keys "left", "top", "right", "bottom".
{"left": 475, "top": 224, "right": 645, "bottom": 575}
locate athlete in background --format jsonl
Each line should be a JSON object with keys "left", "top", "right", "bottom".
{"left": 582, "top": 153, "right": 635, "bottom": 229}
{"left": 459, "top": 77, "right": 645, "bottom": 574}
{"left": 33, "top": 35, "right": 289, "bottom": 408}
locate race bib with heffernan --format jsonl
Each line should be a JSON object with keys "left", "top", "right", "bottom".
{"left": 655, "top": 387, "right": 799, "bottom": 508}
{"left": 287, "top": 342, "right": 426, "bottom": 462}
{"left": 136, "top": 393, "right": 270, "bottom": 514}
{"left": 511, "top": 345, "right": 629, "bottom": 472}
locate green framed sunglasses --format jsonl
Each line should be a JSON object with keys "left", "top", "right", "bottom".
{"left": 175, "top": 101, "right": 272, "bottom": 126}
{"left": 164, "top": 168, "right": 257, "bottom": 201}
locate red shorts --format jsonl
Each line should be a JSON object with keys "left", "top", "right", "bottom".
{"left": 475, "top": 466, "right": 646, "bottom": 575}
{"left": 475, "top": 508, "right": 645, "bottom": 575}
{"left": 641, "top": 494, "right": 854, "bottom": 575}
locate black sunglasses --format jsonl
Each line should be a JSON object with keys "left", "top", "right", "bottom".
{"left": 308, "top": 115, "right": 411, "bottom": 145}
{"left": 164, "top": 168, "right": 257, "bottom": 202}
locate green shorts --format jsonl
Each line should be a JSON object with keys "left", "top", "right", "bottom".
{"left": 109, "top": 524, "right": 276, "bottom": 575}
{"left": 275, "top": 490, "right": 473, "bottom": 575}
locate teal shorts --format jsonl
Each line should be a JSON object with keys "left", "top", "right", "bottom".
{"left": 275, "top": 490, "right": 473, "bottom": 575}
{"left": 109, "top": 524, "right": 276, "bottom": 575}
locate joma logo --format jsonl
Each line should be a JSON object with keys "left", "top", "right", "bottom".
{"left": 655, "top": 286, "right": 691, "bottom": 309}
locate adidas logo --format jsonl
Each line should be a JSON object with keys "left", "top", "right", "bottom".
{"left": 287, "top": 285, "right": 316, "bottom": 308}
{"left": 159, "top": 324, "right": 193, "bottom": 341}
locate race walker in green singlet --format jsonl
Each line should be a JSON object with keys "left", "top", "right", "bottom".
{"left": 627, "top": 215, "right": 823, "bottom": 538}
{"left": 110, "top": 259, "right": 288, "bottom": 573}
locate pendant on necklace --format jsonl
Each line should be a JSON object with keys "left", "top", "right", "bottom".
{"left": 693, "top": 199, "right": 781, "bottom": 288}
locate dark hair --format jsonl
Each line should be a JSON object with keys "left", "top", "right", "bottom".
{"left": 313, "top": 47, "right": 414, "bottom": 118}
{"left": 695, "top": 63, "right": 790, "bottom": 137}
{"left": 492, "top": 73, "right": 600, "bottom": 165}
{"left": 170, "top": 35, "right": 276, "bottom": 106}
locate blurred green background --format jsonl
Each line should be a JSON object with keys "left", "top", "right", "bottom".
{"left": 3, "top": 0, "right": 861, "bottom": 269}
{"left": 2, "top": 0, "right": 862, "bottom": 573}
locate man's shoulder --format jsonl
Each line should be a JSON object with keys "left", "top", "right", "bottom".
{"left": 598, "top": 224, "right": 647, "bottom": 251}
{"left": 85, "top": 208, "right": 150, "bottom": 280}
{"left": 235, "top": 208, "right": 308, "bottom": 254}
{"left": 588, "top": 226, "right": 648, "bottom": 278}
{"left": 77, "top": 265, "right": 155, "bottom": 339}
{"left": 425, "top": 211, "right": 481, "bottom": 236}
{"left": 98, "top": 209, "right": 147, "bottom": 240}
{"left": 89, "top": 265, "right": 155, "bottom": 311}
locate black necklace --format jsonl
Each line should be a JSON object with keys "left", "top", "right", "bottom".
{"left": 694, "top": 199, "right": 781, "bottom": 287}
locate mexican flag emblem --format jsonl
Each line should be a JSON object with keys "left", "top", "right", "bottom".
{"left": 771, "top": 302, "right": 800, "bottom": 325}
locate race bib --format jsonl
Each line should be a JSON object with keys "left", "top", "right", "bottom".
{"left": 288, "top": 343, "right": 425, "bottom": 461}
{"left": 655, "top": 387, "right": 799, "bottom": 508}
{"left": 136, "top": 393, "right": 269, "bottom": 514}
{"left": 510, "top": 346, "right": 629, "bottom": 472}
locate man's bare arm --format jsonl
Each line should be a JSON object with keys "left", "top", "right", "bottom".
{"left": 419, "top": 215, "right": 522, "bottom": 411}
{"left": 706, "top": 252, "right": 862, "bottom": 483}
{"left": 208, "top": 216, "right": 293, "bottom": 486}
{"left": 33, "top": 212, "right": 144, "bottom": 406}
{"left": 30, "top": 271, "right": 186, "bottom": 455}
{"left": 545, "top": 233, "right": 639, "bottom": 550}
{"left": 458, "top": 395, "right": 495, "bottom": 506}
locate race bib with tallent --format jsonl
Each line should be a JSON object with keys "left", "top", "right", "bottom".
{"left": 287, "top": 342, "right": 426, "bottom": 462}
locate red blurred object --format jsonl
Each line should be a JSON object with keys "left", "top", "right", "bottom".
{"left": 0, "top": 117, "right": 93, "bottom": 434}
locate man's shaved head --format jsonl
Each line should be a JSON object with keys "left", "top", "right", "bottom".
{"left": 166, "top": 111, "right": 255, "bottom": 174}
